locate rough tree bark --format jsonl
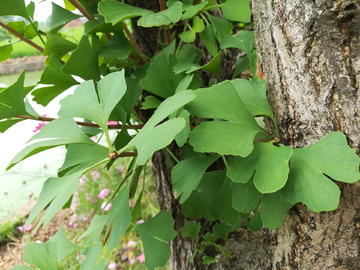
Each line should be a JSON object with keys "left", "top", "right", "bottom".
{"left": 130, "top": 0, "right": 360, "bottom": 269}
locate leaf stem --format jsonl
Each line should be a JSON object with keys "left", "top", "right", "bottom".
{"left": 204, "top": 4, "right": 222, "bottom": 10}
{"left": 165, "top": 147, "right": 180, "bottom": 163}
{"left": 29, "top": 19, "right": 45, "bottom": 45}
{"left": 175, "top": 20, "right": 188, "bottom": 55}
{"left": 68, "top": 0, "right": 94, "bottom": 21}
{"left": 159, "top": 0, "right": 172, "bottom": 46}
{"left": 0, "top": 21, "right": 44, "bottom": 53}
{"left": 15, "top": 115, "right": 144, "bottom": 129}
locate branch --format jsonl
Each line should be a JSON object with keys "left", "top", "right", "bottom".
{"left": 0, "top": 21, "right": 44, "bottom": 53}
{"left": 67, "top": 0, "right": 93, "bottom": 21}
{"left": 16, "top": 115, "right": 144, "bottom": 130}
{"left": 159, "top": 0, "right": 172, "bottom": 45}
{"left": 123, "top": 23, "right": 144, "bottom": 55}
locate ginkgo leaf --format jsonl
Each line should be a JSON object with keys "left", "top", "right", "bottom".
{"left": 0, "top": 0, "right": 30, "bottom": 20}
{"left": 123, "top": 91, "right": 196, "bottom": 165}
{"left": 25, "top": 171, "right": 84, "bottom": 231}
{"left": 181, "top": 1, "right": 208, "bottom": 20}
{"left": 186, "top": 81, "right": 266, "bottom": 156}
{"left": 58, "top": 70, "right": 126, "bottom": 131}
{"left": 227, "top": 141, "right": 292, "bottom": 193}
{"left": 0, "top": 70, "right": 36, "bottom": 120}
{"left": 98, "top": 1, "right": 152, "bottom": 24}
{"left": 281, "top": 132, "right": 360, "bottom": 212}
{"left": 181, "top": 221, "right": 201, "bottom": 240}
{"left": 49, "top": 2, "right": 81, "bottom": 30}
{"left": 232, "top": 178, "right": 261, "bottom": 213}
{"left": 221, "top": 0, "right": 251, "bottom": 22}
{"left": 135, "top": 211, "right": 176, "bottom": 270}
{"left": 23, "top": 242, "right": 58, "bottom": 270}
{"left": 106, "top": 184, "right": 131, "bottom": 250}
{"left": 172, "top": 154, "right": 219, "bottom": 203}
{"left": 49, "top": 227, "right": 85, "bottom": 263}
{"left": 138, "top": 2, "right": 182, "bottom": 27}
{"left": 7, "top": 118, "right": 98, "bottom": 170}
{"left": 182, "top": 171, "right": 225, "bottom": 220}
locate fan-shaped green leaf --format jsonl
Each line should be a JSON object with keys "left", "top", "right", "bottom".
{"left": 281, "top": 132, "right": 360, "bottom": 212}
{"left": 23, "top": 242, "right": 58, "bottom": 270}
{"left": 232, "top": 178, "right": 261, "bottom": 213}
{"left": 44, "top": 33, "right": 77, "bottom": 58}
{"left": 138, "top": 2, "right": 182, "bottom": 27}
{"left": 181, "top": 1, "right": 208, "bottom": 20}
{"left": 0, "top": 44, "right": 13, "bottom": 62}
{"left": 207, "top": 14, "right": 233, "bottom": 43}
{"left": 221, "top": 31, "right": 254, "bottom": 56}
{"left": 0, "top": 0, "right": 30, "bottom": 20}
{"left": 221, "top": 0, "right": 251, "bottom": 22}
{"left": 181, "top": 221, "right": 201, "bottom": 240}
{"left": 136, "top": 211, "right": 176, "bottom": 270}
{"left": 49, "top": 2, "right": 81, "bottom": 30}
{"left": 172, "top": 154, "right": 219, "bottom": 203}
{"left": 200, "top": 25, "right": 218, "bottom": 56}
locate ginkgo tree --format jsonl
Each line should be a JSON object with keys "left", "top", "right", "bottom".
{"left": 1, "top": 0, "right": 359, "bottom": 269}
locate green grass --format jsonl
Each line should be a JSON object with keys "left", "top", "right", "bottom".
{"left": 0, "top": 27, "right": 85, "bottom": 59}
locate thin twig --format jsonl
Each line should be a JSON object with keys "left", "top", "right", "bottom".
{"left": 118, "top": 152, "right": 138, "bottom": 157}
{"left": 123, "top": 23, "right": 144, "bottom": 55}
{"left": 16, "top": 115, "right": 144, "bottom": 129}
{"left": 159, "top": 0, "right": 172, "bottom": 45}
{"left": 67, "top": 0, "right": 93, "bottom": 21}
{"left": 253, "top": 138, "right": 271, "bottom": 142}
{"left": 0, "top": 21, "right": 44, "bottom": 53}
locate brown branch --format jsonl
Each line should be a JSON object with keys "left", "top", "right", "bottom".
{"left": 16, "top": 115, "right": 144, "bottom": 129}
{"left": 253, "top": 138, "right": 271, "bottom": 142}
{"left": 123, "top": 23, "right": 144, "bottom": 55}
{"left": 67, "top": 0, "right": 93, "bottom": 21}
{"left": 118, "top": 152, "right": 138, "bottom": 157}
{"left": 0, "top": 21, "right": 44, "bottom": 53}
{"left": 159, "top": 0, "right": 172, "bottom": 45}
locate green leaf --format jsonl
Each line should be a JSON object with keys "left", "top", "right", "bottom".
{"left": 94, "top": 258, "right": 106, "bottom": 270}
{"left": 23, "top": 22, "right": 38, "bottom": 39}
{"left": 0, "top": 44, "right": 13, "bottom": 62}
{"left": 140, "top": 54, "right": 184, "bottom": 98}
{"left": 174, "top": 109, "right": 191, "bottom": 147}
{"left": 176, "top": 44, "right": 202, "bottom": 64}
{"left": 50, "top": 2, "right": 81, "bottom": 30}
{"left": 10, "top": 266, "right": 35, "bottom": 270}
{"left": 172, "top": 155, "right": 219, "bottom": 203}
{"left": 136, "top": 211, "right": 176, "bottom": 270}
{"left": 227, "top": 142, "right": 292, "bottom": 193}
{"left": 182, "top": 171, "right": 225, "bottom": 220}
{"left": 261, "top": 191, "right": 293, "bottom": 229}
{"left": 124, "top": 90, "right": 196, "bottom": 165}
{"left": 120, "top": 77, "right": 143, "bottom": 120}
{"left": 49, "top": 227, "right": 85, "bottom": 263}
{"left": 23, "top": 242, "right": 58, "bottom": 270}
{"left": 138, "top": 2, "right": 182, "bottom": 27}
{"left": 281, "top": 132, "right": 360, "bottom": 212}
{"left": 80, "top": 242, "right": 103, "bottom": 270}
{"left": 181, "top": 1, "right": 208, "bottom": 20}
{"left": 179, "top": 30, "right": 196, "bottom": 43}
{"left": 202, "top": 232, "right": 214, "bottom": 246}
{"left": 200, "top": 25, "right": 218, "bottom": 56}
{"left": 181, "top": 221, "right": 201, "bottom": 240}
{"left": 25, "top": 171, "right": 83, "bottom": 231}
{"left": 211, "top": 175, "right": 239, "bottom": 226}
{"left": 59, "top": 70, "right": 126, "bottom": 131}
{"left": 58, "top": 144, "right": 109, "bottom": 176}
{"left": 207, "top": 14, "right": 233, "bottom": 42}
{"left": 221, "top": 31, "right": 254, "bottom": 56}
{"left": 203, "top": 256, "right": 217, "bottom": 265}
{"left": 78, "top": 215, "right": 109, "bottom": 256}
{"left": 0, "top": 0, "right": 30, "bottom": 20}
{"left": 186, "top": 81, "right": 264, "bottom": 156}
{"left": 98, "top": 1, "right": 152, "bottom": 24}
{"left": 0, "top": 118, "right": 24, "bottom": 133}
{"left": 32, "top": 55, "right": 79, "bottom": 106}
{"left": 84, "top": 16, "right": 124, "bottom": 35}
{"left": 99, "top": 34, "right": 137, "bottom": 61}
{"left": 233, "top": 55, "right": 250, "bottom": 79}
{"left": 107, "top": 184, "right": 131, "bottom": 250}
{"left": 246, "top": 210, "right": 262, "bottom": 232}
{"left": 232, "top": 178, "right": 262, "bottom": 213}
{"left": 212, "top": 222, "right": 232, "bottom": 241}
{"left": 26, "top": 1, "right": 35, "bottom": 19}
{"left": 0, "top": 70, "right": 33, "bottom": 120}
{"left": 192, "top": 16, "right": 205, "bottom": 32}
{"left": 62, "top": 35, "right": 100, "bottom": 81}
{"left": 201, "top": 51, "right": 221, "bottom": 79}
{"left": 141, "top": 96, "right": 161, "bottom": 110}
{"left": 7, "top": 118, "right": 97, "bottom": 170}
{"left": 221, "top": 0, "right": 251, "bottom": 22}
{"left": 44, "top": 33, "right": 77, "bottom": 58}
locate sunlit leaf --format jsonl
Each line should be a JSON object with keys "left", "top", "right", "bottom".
{"left": 181, "top": 1, "right": 208, "bottom": 20}
{"left": 0, "top": 0, "right": 30, "bottom": 20}
{"left": 138, "top": 2, "right": 182, "bottom": 27}
{"left": 23, "top": 242, "right": 58, "bottom": 270}
{"left": 49, "top": 2, "right": 81, "bottom": 30}
{"left": 0, "top": 44, "right": 13, "bottom": 62}
{"left": 221, "top": 0, "right": 251, "bottom": 22}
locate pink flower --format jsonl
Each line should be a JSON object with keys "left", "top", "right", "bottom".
{"left": 101, "top": 202, "right": 112, "bottom": 211}
{"left": 17, "top": 224, "right": 32, "bottom": 233}
{"left": 137, "top": 253, "right": 145, "bottom": 263}
{"left": 82, "top": 217, "right": 89, "bottom": 222}
{"left": 128, "top": 258, "right": 135, "bottom": 265}
{"left": 67, "top": 222, "right": 73, "bottom": 227}
{"left": 108, "top": 121, "right": 117, "bottom": 125}
{"left": 136, "top": 220, "right": 144, "bottom": 225}
{"left": 33, "top": 122, "right": 45, "bottom": 133}
{"left": 91, "top": 170, "right": 100, "bottom": 181}
{"left": 116, "top": 166, "right": 124, "bottom": 173}
{"left": 71, "top": 213, "right": 77, "bottom": 222}
{"left": 98, "top": 188, "right": 109, "bottom": 199}
{"left": 107, "top": 262, "right": 117, "bottom": 269}
{"left": 127, "top": 240, "right": 136, "bottom": 250}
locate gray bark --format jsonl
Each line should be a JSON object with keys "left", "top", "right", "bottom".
{"left": 132, "top": 0, "right": 360, "bottom": 269}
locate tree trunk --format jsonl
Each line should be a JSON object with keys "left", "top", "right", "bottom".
{"left": 131, "top": 0, "right": 360, "bottom": 269}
